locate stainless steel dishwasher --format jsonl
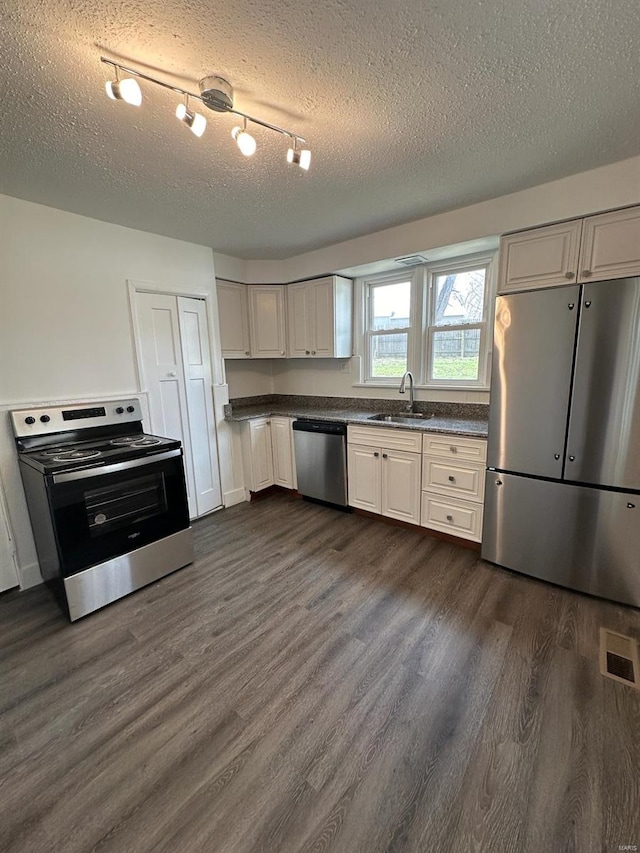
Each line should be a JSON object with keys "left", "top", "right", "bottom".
{"left": 292, "top": 420, "right": 349, "bottom": 508}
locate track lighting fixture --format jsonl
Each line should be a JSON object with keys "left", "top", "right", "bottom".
{"left": 101, "top": 57, "right": 311, "bottom": 168}
{"left": 105, "top": 67, "right": 142, "bottom": 106}
{"left": 176, "top": 95, "right": 207, "bottom": 137}
{"left": 231, "top": 118, "right": 257, "bottom": 157}
{"left": 287, "top": 139, "right": 311, "bottom": 171}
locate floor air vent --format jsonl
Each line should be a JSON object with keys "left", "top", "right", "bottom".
{"left": 599, "top": 628, "right": 639, "bottom": 688}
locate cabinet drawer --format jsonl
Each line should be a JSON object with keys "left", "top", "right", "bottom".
{"left": 347, "top": 425, "right": 422, "bottom": 453}
{"left": 421, "top": 492, "right": 483, "bottom": 542}
{"left": 422, "top": 458, "right": 485, "bottom": 502}
{"left": 422, "top": 434, "right": 487, "bottom": 462}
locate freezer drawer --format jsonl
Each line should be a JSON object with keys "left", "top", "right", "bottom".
{"left": 482, "top": 471, "right": 640, "bottom": 608}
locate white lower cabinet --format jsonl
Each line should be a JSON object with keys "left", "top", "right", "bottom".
{"left": 347, "top": 426, "right": 421, "bottom": 525}
{"left": 241, "top": 417, "right": 296, "bottom": 493}
{"left": 421, "top": 435, "right": 487, "bottom": 542}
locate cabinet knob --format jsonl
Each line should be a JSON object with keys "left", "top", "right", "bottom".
{"left": 568, "top": 455, "right": 576, "bottom": 462}
{"left": 373, "top": 452, "right": 379, "bottom": 458}
{"left": 568, "top": 303, "right": 575, "bottom": 310}
{"left": 280, "top": 351, "right": 285, "bottom": 356}
{"left": 245, "top": 351, "right": 250, "bottom": 356}
{"left": 627, "top": 503, "right": 636, "bottom": 509}
{"left": 382, "top": 453, "right": 388, "bottom": 459}
{"left": 446, "top": 514, "right": 454, "bottom": 522}
{"left": 565, "top": 271, "right": 575, "bottom": 279}
{"left": 495, "top": 479, "right": 503, "bottom": 486}
{"left": 450, "top": 446, "right": 457, "bottom": 453}
{"left": 448, "top": 475, "right": 456, "bottom": 482}
{"left": 582, "top": 270, "right": 592, "bottom": 277}
{"left": 305, "top": 350, "right": 310, "bottom": 355}
{"left": 554, "top": 454, "right": 560, "bottom": 460}
{"left": 584, "top": 301, "right": 592, "bottom": 308}
{"left": 312, "top": 350, "right": 316, "bottom": 355}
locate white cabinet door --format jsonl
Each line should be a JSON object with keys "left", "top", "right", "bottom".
{"left": 217, "top": 280, "right": 250, "bottom": 358}
{"left": 347, "top": 444, "right": 381, "bottom": 513}
{"left": 498, "top": 220, "right": 583, "bottom": 293}
{"left": 271, "top": 417, "right": 296, "bottom": 489}
{"left": 177, "top": 297, "right": 223, "bottom": 516}
{"left": 381, "top": 450, "right": 421, "bottom": 524}
{"left": 287, "top": 282, "right": 311, "bottom": 357}
{"left": 250, "top": 419, "right": 274, "bottom": 491}
{"left": 309, "top": 277, "right": 334, "bottom": 357}
{"left": 579, "top": 206, "right": 640, "bottom": 283}
{"left": 248, "top": 286, "right": 286, "bottom": 358}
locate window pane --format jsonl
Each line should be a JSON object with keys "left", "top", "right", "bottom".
{"left": 371, "top": 332, "right": 408, "bottom": 377}
{"left": 434, "top": 268, "right": 485, "bottom": 327}
{"left": 371, "top": 282, "right": 411, "bottom": 330}
{"left": 431, "top": 329, "right": 480, "bottom": 381}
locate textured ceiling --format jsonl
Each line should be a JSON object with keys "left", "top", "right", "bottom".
{"left": 2, "top": 0, "right": 640, "bottom": 259}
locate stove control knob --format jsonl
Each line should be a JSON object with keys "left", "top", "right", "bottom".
{"left": 40, "top": 415, "right": 50, "bottom": 423}
{"left": 126, "top": 405, "right": 135, "bottom": 413}
{"left": 25, "top": 416, "right": 36, "bottom": 425}
{"left": 116, "top": 407, "right": 124, "bottom": 414}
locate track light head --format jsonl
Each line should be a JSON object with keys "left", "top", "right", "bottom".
{"left": 176, "top": 99, "right": 207, "bottom": 137}
{"left": 105, "top": 77, "right": 142, "bottom": 107}
{"left": 232, "top": 121, "right": 257, "bottom": 157}
{"left": 287, "top": 142, "right": 311, "bottom": 170}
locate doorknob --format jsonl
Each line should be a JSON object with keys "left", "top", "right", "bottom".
{"left": 167, "top": 371, "right": 177, "bottom": 377}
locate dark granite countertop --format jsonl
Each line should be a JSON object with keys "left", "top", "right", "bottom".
{"left": 225, "top": 396, "right": 488, "bottom": 439}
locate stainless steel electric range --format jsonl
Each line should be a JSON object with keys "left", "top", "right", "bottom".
{"left": 11, "top": 399, "right": 194, "bottom": 621}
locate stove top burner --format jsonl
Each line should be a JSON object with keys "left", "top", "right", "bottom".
{"left": 111, "top": 436, "right": 162, "bottom": 448}
{"left": 52, "top": 449, "right": 102, "bottom": 462}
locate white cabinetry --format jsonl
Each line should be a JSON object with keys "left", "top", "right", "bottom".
{"left": 498, "top": 205, "right": 640, "bottom": 294}
{"left": 248, "top": 285, "right": 287, "bottom": 358}
{"left": 347, "top": 425, "right": 421, "bottom": 524}
{"left": 217, "top": 280, "right": 251, "bottom": 358}
{"left": 421, "top": 435, "right": 487, "bottom": 542}
{"left": 287, "top": 276, "right": 352, "bottom": 358}
{"left": 240, "top": 416, "right": 296, "bottom": 493}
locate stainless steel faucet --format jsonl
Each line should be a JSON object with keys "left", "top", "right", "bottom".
{"left": 399, "top": 370, "right": 415, "bottom": 412}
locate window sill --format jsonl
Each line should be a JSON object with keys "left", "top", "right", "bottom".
{"left": 352, "top": 381, "right": 490, "bottom": 392}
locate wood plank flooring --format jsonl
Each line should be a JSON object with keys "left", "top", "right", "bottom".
{"left": 1, "top": 492, "right": 639, "bottom": 853}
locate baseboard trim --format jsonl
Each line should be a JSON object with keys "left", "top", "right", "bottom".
{"left": 19, "top": 561, "right": 43, "bottom": 590}
{"left": 224, "top": 488, "right": 248, "bottom": 508}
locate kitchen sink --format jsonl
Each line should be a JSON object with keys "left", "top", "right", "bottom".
{"left": 367, "top": 413, "right": 433, "bottom": 424}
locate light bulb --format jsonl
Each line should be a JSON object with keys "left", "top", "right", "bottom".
{"left": 105, "top": 77, "right": 142, "bottom": 106}
{"left": 176, "top": 103, "right": 207, "bottom": 137}
{"left": 287, "top": 146, "right": 311, "bottom": 170}
{"left": 232, "top": 126, "right": 257, "bottom": 157}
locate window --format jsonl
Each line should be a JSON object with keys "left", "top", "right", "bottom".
{"left": 367, "top": 278, "right": 411, "bottom": 379}
{"left": 359, "top": 253, "right": 494, "bottom": 387}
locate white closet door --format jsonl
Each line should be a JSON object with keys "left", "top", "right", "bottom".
{"left": 177, "top": 296, "right": 222, "bottom": 515}
{"left": 135, "top": 291, "right": 197, "bottom": 518}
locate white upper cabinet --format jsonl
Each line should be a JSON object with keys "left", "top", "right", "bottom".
{"left": 498, "top": 221, "right": 583, "bottom": 293}
{"left": 578, "top": 207, "right": 640, "bottom": 283}
{"left": 248, "top": 285, "right": 287, "bottom": 358}
{"left": 217, "top": 280, "right": 251, "bottom": 358}
{"left": 498, "top": 204, "right": 640, "bottom": 294}
{"left": 286, "top": 276, "right": 353, "bottom": 358}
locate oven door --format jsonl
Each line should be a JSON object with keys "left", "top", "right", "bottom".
{"left": 47, "top": 449, "right": 190, "bottom": 576}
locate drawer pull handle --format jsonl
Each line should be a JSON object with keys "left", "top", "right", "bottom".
{"left": 448, "top": 475, "right": 456, "bottom": 482}
{"left": 446, "top": 514, "right": 454, "bottom": 522}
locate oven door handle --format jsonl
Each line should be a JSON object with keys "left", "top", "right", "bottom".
{"left": 51, "top": 449, "right": 183, "bottom": 484}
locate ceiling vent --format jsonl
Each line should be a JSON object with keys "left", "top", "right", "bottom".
{"left": 395, "top": 255, "right": 428, "bottom": 266}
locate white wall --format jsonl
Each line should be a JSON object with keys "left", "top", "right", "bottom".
{"left": 239, "top": 154, "right": 640, "bottom": 283}
{"left": 0, "top": 194, "right": 243, "bottom": 589}
{"left": 225, "top": 360, "right": 274, "bottom": 399}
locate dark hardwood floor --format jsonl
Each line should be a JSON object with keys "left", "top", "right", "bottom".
{"left": 1, "top": 492, "right": 639, "bottom": 853}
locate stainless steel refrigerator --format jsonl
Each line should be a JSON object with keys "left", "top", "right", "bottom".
{"left": 482, "top": 277, "right": 640, "bottom": 608}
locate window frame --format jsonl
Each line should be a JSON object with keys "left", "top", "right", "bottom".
{"left": 425, "top": 256, "right": 494, "bottom": 388}
{"left": 356, "top": 251, "right": 496, "bottom": 390}
{"left": 360, "top": 268, "right": 420, "bottom": 386}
